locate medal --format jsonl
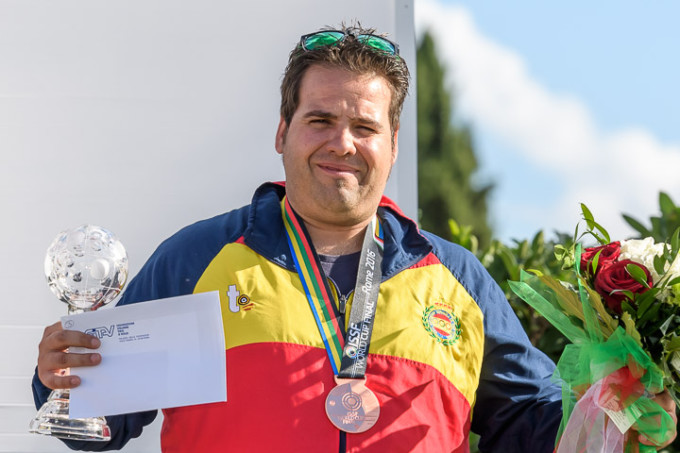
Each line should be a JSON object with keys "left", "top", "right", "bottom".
{"left": 325, "top": 377, "right": 380, "bottom": 433}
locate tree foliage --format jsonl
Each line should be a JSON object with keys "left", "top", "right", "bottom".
{"left": 624, "top": 192, "right": 680, "bottom": 243}
{"left": 450, "top": 218, "right": 573, "bottom": 362}
{"left": 417, "top": 31, "right": 493, "bottom": 248}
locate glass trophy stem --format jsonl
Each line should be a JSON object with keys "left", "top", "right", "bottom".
{"left": 29, "top": 388, "right": 111, "bottom": 441}
{"left": 67, "top": 306, "right": 87, "bottom": 315}
{"left": 29, "top": 305, "right": 110, "bottom": 441}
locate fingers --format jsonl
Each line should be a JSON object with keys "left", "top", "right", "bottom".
{"left": 37, "top": 322, "right": 102, "bottom": 390}
{"left": 637, "top": 390, "right": 678, "bottom": 448}
{"left": 40, "top": 322, "right": 101, "bottom": 350}
{"left": 652, "top": 390, "right": 677, "bottom": 424}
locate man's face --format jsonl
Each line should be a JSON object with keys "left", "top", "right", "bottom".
{"left": 275, "top": 65, "right": 398, "bottom": 227}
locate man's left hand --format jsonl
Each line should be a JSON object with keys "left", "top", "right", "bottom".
{"left": 635, "top": 389, "right": 678, "bottom": 451}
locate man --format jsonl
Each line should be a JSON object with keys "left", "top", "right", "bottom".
{"left": 31, "top": 24, "right": 675, "bottom": 452}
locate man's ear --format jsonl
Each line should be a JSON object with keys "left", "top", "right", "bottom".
{"left": 275, "top": 116, "right": 287, "bottom": 155}
{"left": 391, "top": 126, "right": 399, "bottom": 165}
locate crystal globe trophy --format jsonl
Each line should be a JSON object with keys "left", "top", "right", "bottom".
{"left": 29, "top": 224, "right": 128, "bottom": 440}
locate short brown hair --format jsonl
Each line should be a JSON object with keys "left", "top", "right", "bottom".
{"left": 280, "top": 24, "right": 410, "bottom": 138}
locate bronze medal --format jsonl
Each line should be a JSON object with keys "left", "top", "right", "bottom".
{"left": 325, "top": 376, "right": 380, "bottom": 433}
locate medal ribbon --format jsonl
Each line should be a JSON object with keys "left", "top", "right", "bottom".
{"left": 281, "top": 197, "right": 383, "bottom": 377}
{"left": 337, "top": 218, "right": 383, "bottom": 379}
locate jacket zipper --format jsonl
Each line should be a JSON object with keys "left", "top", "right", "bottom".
{"left": 328, "top": 278, "right": 349, "bottom": 453}
{"left": 338, "top": 292, "right": 349, "bottom": 314}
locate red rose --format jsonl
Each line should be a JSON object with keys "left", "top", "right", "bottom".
{"left": 593, "top": 259, "right": 653, "bottom": 314}
{"left": 580, "top": 241, "right": 621, "bottom": 276}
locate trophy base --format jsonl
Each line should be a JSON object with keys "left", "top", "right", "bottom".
{"left": 29, "top": 389, "right": 111, "bottom": 441}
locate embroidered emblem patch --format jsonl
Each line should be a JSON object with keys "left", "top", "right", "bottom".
{"left": 227, "top": 284, "right": 255, "bottom": 313}
{"left": 422, "top": 302, "right": 462, "bottom": 345}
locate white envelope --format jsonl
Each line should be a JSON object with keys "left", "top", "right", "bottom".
{"left": 63, "top": 291, "right": 226, "bottom": 419}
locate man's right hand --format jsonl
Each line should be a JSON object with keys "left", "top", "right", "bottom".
{"left": 37, "top": 321, "right": 102, "bottom": 390}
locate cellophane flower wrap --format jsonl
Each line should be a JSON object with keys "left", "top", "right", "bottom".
{"left": 508, "top": 205, "right": 680, "bottom": 452}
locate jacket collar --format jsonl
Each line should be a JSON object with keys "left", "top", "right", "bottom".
{"left": 242, "top": 182, "right": 433, "bottom": 279}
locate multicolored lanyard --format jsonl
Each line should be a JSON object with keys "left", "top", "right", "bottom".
{"left": 281, "top": 196, "right": 384, "bottom": 376}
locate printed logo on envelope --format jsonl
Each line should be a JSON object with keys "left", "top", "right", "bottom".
{"left": 85, "top": 325, "right": 115, "bottom": 339}
{"left": 81, "top": 321, "right": 148, "bottom": 343}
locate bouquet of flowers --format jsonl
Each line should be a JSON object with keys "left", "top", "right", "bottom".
{"left": 509, "top": 205, "right": 680, "bottom": 452}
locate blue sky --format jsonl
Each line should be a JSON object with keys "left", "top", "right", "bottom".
{"left": 415, "top": 1, "right": 680, "bottom": 242}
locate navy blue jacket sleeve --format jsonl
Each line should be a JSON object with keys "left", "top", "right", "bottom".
{"left": 470, "top": 277, "right": 562, "bottom": 452}
{"left": 425, "top": 233, "right": 563, "bottom": 452}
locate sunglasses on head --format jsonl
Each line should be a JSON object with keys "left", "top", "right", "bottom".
{"left": 299, "top": 30, "right": 400, "bottom": 56}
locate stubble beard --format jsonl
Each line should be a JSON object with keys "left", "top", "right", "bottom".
{"left": 317, "top": 179, "right": 365, "bottom": 223}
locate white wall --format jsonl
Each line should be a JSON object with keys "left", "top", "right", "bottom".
{"left": 0, "top": 1, "right": 416, "bottom": 451}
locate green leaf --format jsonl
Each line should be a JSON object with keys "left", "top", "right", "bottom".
{"left": 666, "top": 335, "right": 680, "bottom": 352}
{"left": 572, "top": 223, "right": 580, "bottom": 244}
{"left": 660, "top": 192, "right": 676, "bottom": 215}
{"left": 531, "top": 230, "right": 544, "bottom": 251}
{"left": 591, "top": 250, "right": 601, "bottom": 275}
{"left": 579, "top": 205, "right": 610, "bottom": 243}
{"left": 667, "top": 276, "right": 680, "bottom": 287}
{"left": 592, "top": 221, "right": 611, "bottom": 244}
{"left": 651, "top": 217, "right": 662, "bottom": 237}
{"left": 626, "top": 263, "right": 651, "bottom": 287}
{"left": 581, "top": 284, "right": 617, "bottom": 335}
{"left": 518, "top": 240, "right": 529, "bottom": 259}
{"left": 586, "top": 229, "right": 610, "bottom": 246}
{"left": 581, "top": 203, "right": 595, "bottom": 225}
{"left": 448, "top": 218, "right": 460, "bottom": 236}
{"left": 636, "top": 291, "right": 656, "bottom": 317}
{"left": 654, "top": 254, "right": 667, "bottom": 276}
{"left": 525, "top": 268, "right": 544, "bottom": 277}
{"left": 671, "top": 226, "right": 680, "bottom": 254}
{"left": 622, "top": 214, "right": 653, "bottom": 238}
{"left": 554, "top": 245, "right": 567, "bottom": 260}
{"left": 621, "top": 312, "right": 642, "bottom": 344}
{"left": 536, "top": 275, "right": 585, "bottom": 321}
{"left": 498, "top": 248, "right": 519, "bottom": 280}
{"left": 468, "top": 235, "right": 479, "bottom": 255}
{"left": 621, "top": 299, "right": 637, "bottom": 316}
{"left": 639, "top": 302, "right": 661, "bottom": 325}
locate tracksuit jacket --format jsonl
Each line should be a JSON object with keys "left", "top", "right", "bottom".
{"left": 33, "top": 182, "right": 562, "bottom": 452}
